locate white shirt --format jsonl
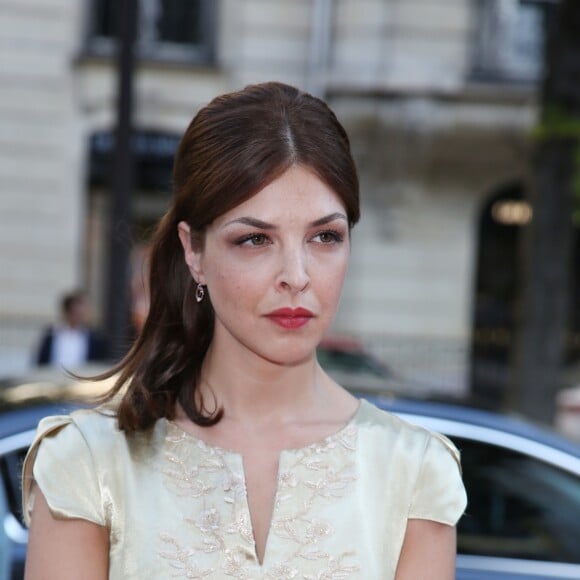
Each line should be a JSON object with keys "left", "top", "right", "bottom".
{"left": 51, "top": 327, "right": 89, "bottom": 368}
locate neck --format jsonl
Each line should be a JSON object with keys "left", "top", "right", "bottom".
{"left": 198, "top": 336, "right": 326, "bottom": 425}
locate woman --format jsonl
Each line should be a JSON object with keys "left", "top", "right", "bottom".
{"left": 23, "top": 82, "right": 466, "bottom": 579}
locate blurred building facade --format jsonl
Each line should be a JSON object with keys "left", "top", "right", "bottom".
{"left": 0, "top": 0, "right": 545, "bottom": 394}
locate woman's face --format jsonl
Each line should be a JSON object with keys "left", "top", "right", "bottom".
{"left": 178, "top": 164, "right": 351, "bottom": 366}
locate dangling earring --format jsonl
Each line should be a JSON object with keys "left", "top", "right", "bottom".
{"left": 195, "top": 283, "right": 205, "bottom": 303}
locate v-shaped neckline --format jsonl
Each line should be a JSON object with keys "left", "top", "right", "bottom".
{"left": 162, "top": 400, "right": 364, "bottom": 569}
{"left": 164, "top": 399, "right": 365, "bottom": 458}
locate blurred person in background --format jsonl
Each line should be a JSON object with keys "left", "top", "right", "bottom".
{"left": 22, "top": 83, "right": 465, "bottom": 579}
{"left": 35, "top": 290, "right": 108, "bottom": 368}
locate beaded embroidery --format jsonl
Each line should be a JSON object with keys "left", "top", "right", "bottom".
{"left": 159, "top": 421, "right": 360, "bottom": 578}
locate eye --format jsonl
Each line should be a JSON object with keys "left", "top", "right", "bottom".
{"left": 236, "top": 233, "right": 271, "bottom": 247}
{"left": 312, "top": 230, "right": 344, "bottom": 244}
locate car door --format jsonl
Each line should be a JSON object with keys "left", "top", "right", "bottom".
{"left": 400, "top": 414, "right": 580, "bottom": 580}
{"left": 0, "top": 428, "right": 36, "bottom": 580}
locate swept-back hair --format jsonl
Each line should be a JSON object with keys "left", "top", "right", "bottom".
{"left": 99, "top": 82, "right": 360, "bottom": 432}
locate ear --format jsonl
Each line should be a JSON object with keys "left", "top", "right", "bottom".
{"left": 177, "top": 221, "right": 206, "bottom": 285}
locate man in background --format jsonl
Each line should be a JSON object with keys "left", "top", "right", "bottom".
{"left": 35, "top": 290, "right": 108, "bottom": 368}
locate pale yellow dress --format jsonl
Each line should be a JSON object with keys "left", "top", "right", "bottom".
{"left": 22, "top": 399, "right": 467, "bottom": 579}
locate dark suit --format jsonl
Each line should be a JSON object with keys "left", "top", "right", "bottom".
{"left": 36, "top": 326, "right": 108, "bottom": 366}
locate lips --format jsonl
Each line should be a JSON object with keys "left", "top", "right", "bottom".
{"left": 265, "top": 307, "right": 314, "bottom": 329}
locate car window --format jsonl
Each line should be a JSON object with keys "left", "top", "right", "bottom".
{"left": 0, "top": 448, "right": 28, "bottom": 525}
{"left": 317, "top": 348, "right": 388, "bottom": 377}
{"left": 454, "top": 436, "right": 580, "bottom": 564}
{"left": 0, "top": 482, "right": 10, "bottom": 580}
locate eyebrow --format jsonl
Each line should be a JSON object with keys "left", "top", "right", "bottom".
{"left": 224, "top": 212, "right": 348, "bottom": 230}
{"left": 310, "top": 212, "right": 348, "bottom": 227}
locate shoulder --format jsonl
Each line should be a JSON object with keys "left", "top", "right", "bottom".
{"left": 355, "top": 399, "right": 461, "bottom": 468}
{"left": 34, "top": 408, "right": 121, "bottom": 450}
{"left": 356, "top": 398, "right": 435, "bottom": 445}
{"left": 37, "top": 327, "right": 54, "bottom": 345}
{"left": 24, "top": 409, "right": 128, "bottom": 494}
{"left": 22, "top": 409, "right": 163, "bottom": 526}
{"left": 29, "top": 407, "right": 172, "bottom": 471}
{"left": 22, "top": 410, "right": 121, "bottom": 527}
{"left": 87, "top": 329, "right": 107, "bottom": 346}
{"left": 70, "top": 408, "right": 119, "bottom": 437}
{"left": 24, "top": 409, "right": 122, "bottom": 471}
{"left": 355, "top": 399, "right": 467, "bottom": 525}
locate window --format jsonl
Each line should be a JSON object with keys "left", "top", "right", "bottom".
{"left": 0, "top": 447, "right": 28, "bottom": 526}
{"left": 89, "top": 130, "right": 181, "bottom": 191}
{"left": 471, "top": 0, "right": 549, "bottom": 84}
{"left": 456, "top": 436, "right": 580, "bottom": 563}
{"left": 87, "top": 0, "right": 215, "bottom": 64}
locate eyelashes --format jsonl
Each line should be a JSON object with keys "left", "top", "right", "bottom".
{"left": 233, "top": 229, "right": 345, "bottom": 247}
{"left": 312, "top": 229, "right": 344, "bottom": 244}
{"left": 234, "top": 233, "right": 270, "bottom": 247}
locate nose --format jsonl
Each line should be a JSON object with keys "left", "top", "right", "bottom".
{"left": 276, "top": 245, "right": 310, "bottom": 294}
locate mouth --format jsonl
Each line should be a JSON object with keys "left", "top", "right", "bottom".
{"left": 265, "top": 308, "right": 315, "bottom": 329}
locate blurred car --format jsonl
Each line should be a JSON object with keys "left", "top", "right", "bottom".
{"left": 317, "top": 336, "right": 400, "bottom": 394}
{"left": 0, "top": 372, "right": 579, "bottom": 579}
{"left": 555, "top": 385, "right": 580, "bottom": 442}
{"left": 317, "top": 336, "right": 434, "bottom": 398}
{"left": 367, "top": 393, "right": 580, "bottom": 580}
{"left": 0, "top": 367, "right": 114, "bottom": 580}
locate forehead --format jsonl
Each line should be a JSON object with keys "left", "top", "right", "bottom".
{"left": 214, "top": 165, "right": 346, "bottom": 226}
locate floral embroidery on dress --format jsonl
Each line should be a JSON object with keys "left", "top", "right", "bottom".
{"left": 302, "top": 552, "right": 360, "bottom": 580}
{"left": 271, "top": 424, "right": 360, "bottom": 577}
{"left": 159, "top": 534, "right": 215, "bottom": 578}
{"left": 226, "top": 512, "right": 254, "bottom": 544}
{"left": 159, "top": 429, "right": 253, "bottom": 577}
{"left": 265, "top": 562, "right": 299, "bottom": 579}
{"left": 222, "top": 549, "right": 253, "bottom": 578}
{"left": 158, "top": 418, "right": 360, "bottom": 578}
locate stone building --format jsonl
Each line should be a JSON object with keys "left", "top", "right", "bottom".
{"left": 0, "top": 0, "right": 547, "bottom": 395}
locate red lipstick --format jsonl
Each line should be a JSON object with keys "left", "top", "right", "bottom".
{"left": 265, "top": 307, "right": 314, "bottom": 329}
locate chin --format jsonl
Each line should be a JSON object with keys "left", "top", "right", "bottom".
{"left": 257, "top": 341, "right": 318, "bottom": 368}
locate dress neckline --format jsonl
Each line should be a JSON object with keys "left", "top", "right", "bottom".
{"left": 164, "top": 398, "right": 366, "bottom": 457}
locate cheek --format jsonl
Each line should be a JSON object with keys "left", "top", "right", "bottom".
{"left": 208, "top": 249, "right": 272, "bottom": 289}
{"left": 313, "top": 253, "right": 349, "bottom": 305}
{"left": 207, "top": 261, "right": 263, "bottom": 311}
{"left": 213, "top": 269, "right": 243, "bottom": 300}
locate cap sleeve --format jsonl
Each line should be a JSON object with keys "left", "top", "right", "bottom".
{"left": 22, "top": 415, "right": 105, "bottom": 527}
{"left": 408, "top": 432, "right": 467, "bottom": 526}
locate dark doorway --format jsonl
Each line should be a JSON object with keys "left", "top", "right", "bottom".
{"left": 471, "top": 182, "right": 580, "bottom": 409}
{"left": 470, "top": 183, "right": 529, "bottom": 409}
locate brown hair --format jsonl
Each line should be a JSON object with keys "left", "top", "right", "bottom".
{"left": 99, "top": 82, "right": 360, "bottom": 432}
